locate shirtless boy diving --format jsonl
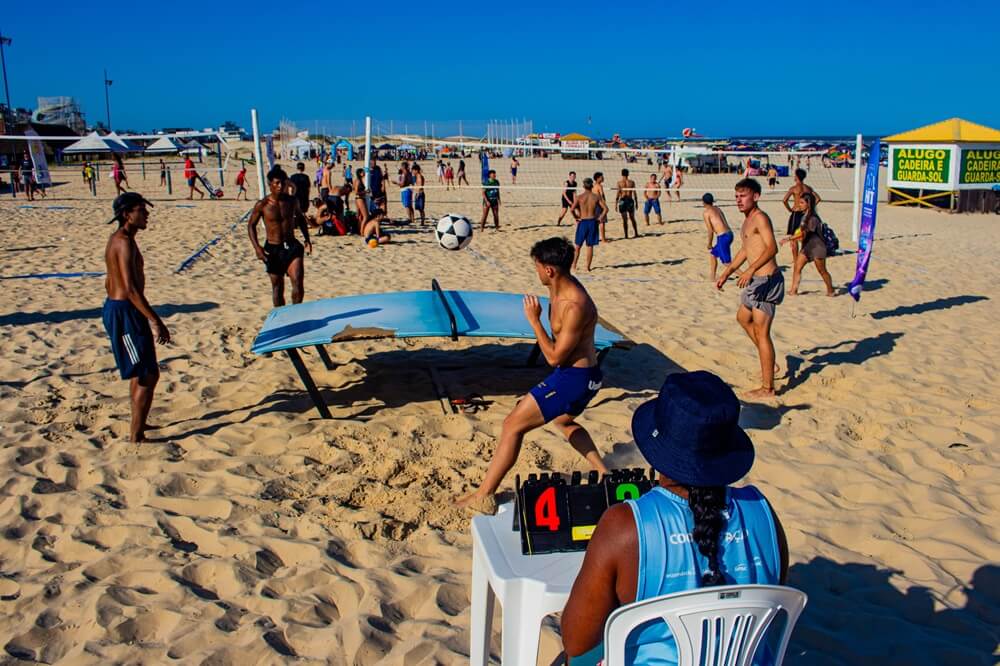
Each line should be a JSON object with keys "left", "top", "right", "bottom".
{"left": 455, "top": 237, "right": 609, "bottom": 510}
{"left": 716, "top": 178, "right": 783, "bottom": 398}
{"left": 248, "top": 166, "right": 313, "bottom": 307}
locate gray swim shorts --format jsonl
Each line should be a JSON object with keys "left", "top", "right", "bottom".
{"left": 740, "top": 271, "right": 785, "bottom": 318}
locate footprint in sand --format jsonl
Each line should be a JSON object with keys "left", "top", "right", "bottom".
{"left": 435, "top": 583, "right": 468, "bottom": 617}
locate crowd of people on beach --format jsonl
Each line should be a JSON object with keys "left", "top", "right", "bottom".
{"left": 92, "top": 150, "right": 848, "bottom": 663}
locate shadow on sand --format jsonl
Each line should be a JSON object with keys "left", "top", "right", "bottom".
{"left": 869, "top": 295, "right": 988, "bottom": 320}
{"left": 784, "top": 332, "right": 903, "bottom": 392}
{"left": 0, "top": 301, "right": 219, "bottom": 327}
{"left": 786, "top": 558, "right": 999, "bottom": 665}
{"left": 167, "top": 341, "right": 682, "bottom": 434}
{"left": 596, "top": 258, "right": 687, "bottom": 270}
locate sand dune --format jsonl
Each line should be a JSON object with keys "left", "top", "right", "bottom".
{"left": 0, "top": 159, "right": 997, "bottom": 664}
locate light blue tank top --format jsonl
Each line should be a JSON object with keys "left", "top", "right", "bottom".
{"left": 621, "top": 485, "right": 781, "bottom": 665}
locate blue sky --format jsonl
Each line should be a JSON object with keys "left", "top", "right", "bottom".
{"left": 3, "top": 0, "right": 999, "bottom": 137}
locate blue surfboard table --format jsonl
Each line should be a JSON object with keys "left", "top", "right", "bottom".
{"left": 252, "top": 279, "right": 633, "bottom": 418}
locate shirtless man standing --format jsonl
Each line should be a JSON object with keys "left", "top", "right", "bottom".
{"left": 319, "top": 159, "right": 333, "bottom": 201}
{"left": 102, "top": 193, "right": 171, "bottom": 442}
{"left": 660, "top": 161, "right": 673, "bottom": 195}
{"left": 398, "top": 161, "right": 415, "bottom": 225}
{"left": 571, "top": 178, "right": 607, "bottom": 272}
{"left": 781, "top": 168, "right": 820, "bottom": 262}
{"left": 716, "top": 178, "right": 783, "bottom": 398}
{"left": 455, "top": 237, "right": 608, "bottom": 509}
{"left": 642, "top": 173, "right": 662, "bottom": 225}
{"left": 702, "top": 192, "right": 734, "bottom": 281}
{"left": 616, "top": 168, "right": 639, "bottom": 238}
{"left": 248, "top": 166, "right": 313, "bottom": 307}
{"left": 671, "top": 165, "right": 683, "bottom": 203}
{"left": 593, "top": 172, "right": 608, "bottom": 242}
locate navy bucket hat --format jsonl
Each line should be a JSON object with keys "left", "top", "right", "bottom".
{"left": 631, "top": 371, "right": 754, "bottom": 487}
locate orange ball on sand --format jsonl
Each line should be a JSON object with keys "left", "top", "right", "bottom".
{"left": 367, "top": 237, "right": 379, "bottom": 249}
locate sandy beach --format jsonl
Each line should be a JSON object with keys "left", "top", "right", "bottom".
{"left": 0, "top": 155, "right": 997, "bottom": 664}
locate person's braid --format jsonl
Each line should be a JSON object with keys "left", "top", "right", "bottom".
{"left": 687, "top": 485, "right": 728, "bottom": 586}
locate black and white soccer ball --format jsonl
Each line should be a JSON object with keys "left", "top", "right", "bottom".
{"left": 435, "top": 213, "right": 474, "bottom": 251}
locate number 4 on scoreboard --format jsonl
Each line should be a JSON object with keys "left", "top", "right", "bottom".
{"left": 534, "top": 486, "right": 561, "bottom": 531}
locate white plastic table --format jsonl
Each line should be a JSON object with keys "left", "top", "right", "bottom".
{"left": 470, "top": 502, "right": 586, "bottom": 665}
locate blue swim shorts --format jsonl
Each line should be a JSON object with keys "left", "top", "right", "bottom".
{"left": 528, "top": 366, "right": 603, "bottom": 423}
{"left": 575, "top": 218, "right": 600, "bottom": 247}
{"left": 711, "top": 231, "right": 734, "bottom": 264}
{"left": 102, "top": 299, "right": 158, "bottom": 380}
{"left": 643, "top": 199, "right": 661, "bottom": 216}
{"left": 415, "top": 192, "right": 425, "bottom": 211}
{"left": 401, "top": 188, "right": 413, "bottom": 208}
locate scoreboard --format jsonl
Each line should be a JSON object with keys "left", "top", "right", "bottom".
{"left": 514, "top": 468, "right": 655, "bottom": 555}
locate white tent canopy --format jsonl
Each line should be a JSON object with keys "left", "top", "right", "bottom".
{"left": 144, "top": 136, "right": 183, "bottom": 154}
{"left": 286, "top": 137, "right": 319, "bottom": 159}
{"left": 62, "top": 131, "right": 128, "bottom": 154}
{"left": 106, "top": 131, "right": 144, "bottom": 152}
{"left": 179, "top": 140, "right": 210, "bottom": 156}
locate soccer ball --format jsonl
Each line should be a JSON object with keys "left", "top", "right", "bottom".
{"left": 435, "top": 214, "right": 473, "bottom": 251}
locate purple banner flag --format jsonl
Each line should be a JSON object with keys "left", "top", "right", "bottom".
{"left": 265, "top": 135, "right": 276, "bottom": 169}
{"left": 848, "top": 139, "right": 882, "bottom": 301}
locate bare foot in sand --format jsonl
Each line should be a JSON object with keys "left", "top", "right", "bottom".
{"left": 743, "top": 387, "right": 776, "bottom": 399}
{"left": 454, "top": 492, "right": 497, "bottom": 515}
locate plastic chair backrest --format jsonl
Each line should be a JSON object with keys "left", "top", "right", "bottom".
{"left": 603, "top": 584, "right": 807, "bottom": 666}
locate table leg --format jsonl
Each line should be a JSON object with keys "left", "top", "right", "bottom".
{"left": 502, "top": 606, "right": 543, "bottom": 666}
{"left": 470, "top": 543, "right": 495, "bottom": 666}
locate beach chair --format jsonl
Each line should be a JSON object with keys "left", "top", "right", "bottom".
{"left": 602, "top": 584, "right": 807, "bottom": 666}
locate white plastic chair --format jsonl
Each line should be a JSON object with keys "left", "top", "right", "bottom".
{"left": 602, "top": 584, "right": 807, "bottom": 666}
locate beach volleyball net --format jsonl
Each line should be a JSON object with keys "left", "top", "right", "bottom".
{"left": 357, "top": 135, "right": 846, "bottom": 209}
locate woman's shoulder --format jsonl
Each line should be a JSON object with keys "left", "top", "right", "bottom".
{"left": 731, "top": 484, "right": 770, "bottom": 504}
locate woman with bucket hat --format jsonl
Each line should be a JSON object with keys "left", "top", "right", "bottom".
{"left": 561, "top": 371, "right": 789, "bottom": 664}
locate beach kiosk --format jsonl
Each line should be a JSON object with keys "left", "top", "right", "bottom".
{"left": 559, "top": 132, "right": 591, "bottom": 159}
{"left": 884, "top": 118, "right": 1000, "bottom": 213}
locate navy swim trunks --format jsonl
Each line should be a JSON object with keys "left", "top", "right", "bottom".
{"left": 529, "top": 366, "right": 603, "bottom": 423}
{"left": 102, "top": 299, "right": 158, "bottom": 380}
{"left": 575, "top": 218, "right": 600, "bottom": 247}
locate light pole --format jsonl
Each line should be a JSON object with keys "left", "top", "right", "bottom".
{"left": 103, "top": 69, "right": 112, "bottom": 130}
{"left": 0, "top": 31, "right": 11, "bottom": 111}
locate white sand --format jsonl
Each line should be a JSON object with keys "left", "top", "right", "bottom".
{"left": 0, "top": 155, "right": 997, "bottom": 664}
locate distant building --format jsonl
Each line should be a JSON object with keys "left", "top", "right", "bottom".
{"left": 32, "top": 97, "right": 86, "bottom": 134}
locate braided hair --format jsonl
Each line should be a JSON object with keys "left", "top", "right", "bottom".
{"left": 687, "top": 485, "right": 728, "bottom": 586}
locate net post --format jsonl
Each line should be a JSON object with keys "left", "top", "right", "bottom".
{"left": 851, "top": 133, "right": 863, "bottom": 243}
{"left": 166, "top": 167, "right": 172, "bottom": 195}
{"left": 216, "top": 137, "right": 224, "bottom": 187}
{"left": 251, "top": 108, "right": 266, "bottom": 200}
{"left": 364, "top": 116, "right": 372, "bottom": 195}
